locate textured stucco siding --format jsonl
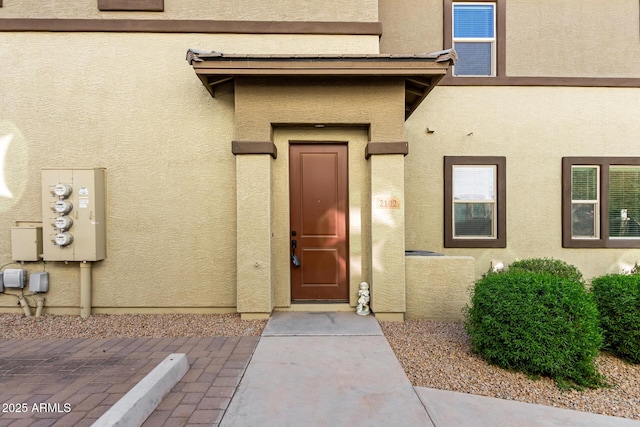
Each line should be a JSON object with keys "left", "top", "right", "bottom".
{"left": 378, "top": 0, "right": 443, "bottom": 54}
{"left": 0, "top": 33, "right": 238, "bottom": 311}
{"left": 0, "top": 0, "right": 379, "bottom": 22}
{"left": 370, "top": 155, "right": 406, "bottom": 316}
{"left": 0, "top": 31, "right": 378, "bottom": 313}
{"left": 506, "top": 0, "right": 640, "bottom": 78}
{"left": 234, "top": 78, "right": 406, "bottom": 142}
{"left": 405, "top": 256, "right": 475, "bottom": 322}
{"left": 404, "top": 85, "right": 640, "bottom": 281}
{"left": 236, "top": 155, "right": 273, "bottom": 314}
{"left": 378, "top": 0, "right": 640, "bottom": 78}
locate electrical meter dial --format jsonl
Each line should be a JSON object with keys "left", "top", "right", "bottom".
{"left": 54, "top": 216, "right": 73, "bottom": 230}
{"left": 54, "top": 232, "right": 74, "bottom": 246}
{"left": 53, "top": 200, "right": 73, "bottom": 214}
{"left": 53, "top": 183, "right": 73, "bottom": 198}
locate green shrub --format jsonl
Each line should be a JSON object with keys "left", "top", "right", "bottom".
{"left": 508, "top": 258, "right": 584, "bottom": 283}
{"left": 591, "top": 274, "right": 640, "bottom": 363}
{"left": 465, "top": 271, "right": 605, "bottom": 389}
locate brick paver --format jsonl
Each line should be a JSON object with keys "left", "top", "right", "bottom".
{"left": 0, "top": 336, "right": 259, "bottom": 426}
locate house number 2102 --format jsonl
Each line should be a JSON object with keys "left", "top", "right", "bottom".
{"left": 376, "top": 197, "right": 401, "bottom": 209}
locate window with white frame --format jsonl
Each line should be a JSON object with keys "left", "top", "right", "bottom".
{"left": 445, "top": 156, "right": 506, "bottom": 248}
{"left": 452, "top": 2, "right": 496, "bottom": 76}
{"left": 563, "top": 158, "right": 640, "bottom": 248}
{"left": 570, "top": 166, "right": 600, "bottom": 238}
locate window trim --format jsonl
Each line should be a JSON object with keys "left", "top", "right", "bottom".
{"left": 562, "top": 157, "right": 640, "bottom": 248}
{"left": 444, "top": 0, "right": 506, "bottom": 80}
{"left": 445, "top": 156, "right": 506, "bottom": 248}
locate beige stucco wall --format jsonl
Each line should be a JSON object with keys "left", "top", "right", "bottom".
{"left": 506, "top": 0, "right": 640, "bottom": 78}
{"left": 234, "top": 78, "right": 406, "bottom": 141}
{"left": 405, "top": 255, "right": 475, "bottom": 322}
{"left": 0, "top": 0, "right": 378, "bottom": 22}
{"left": 370, "top": 154, "right": 406, "bottom": 318}
{"left": 0, "top": 33, "right": 236, "bottom": 312}
{"left": 378, "top": 0, "right": 640, "bottom": 78}
{"left": 405, "top": 85, "right": 640, "bottom": 281}
{"left": 236, "top": 155, "right": 274, "bottom": 314}
{"left": 0, "top": 31, "right": 378, "bottom": 313}
{"left": 378, "top": 0, "right": 443, "bottom": 54}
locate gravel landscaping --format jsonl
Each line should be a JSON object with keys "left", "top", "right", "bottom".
{"left": 1, "top": 313, "right": 638, "bottom": 420}
{"left": 380, "top": 319, "right": 640, "bottom": 421}
{"left": 0, "top": 313, "right": 267, "bottom": 338}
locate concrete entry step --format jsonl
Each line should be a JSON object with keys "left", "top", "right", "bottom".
{"left": 262, "top": 311, "right": 382, "bottom": 336}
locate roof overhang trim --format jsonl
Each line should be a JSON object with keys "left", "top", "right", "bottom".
{"left": 186, "top": 49, "right": 456, "bottom": 120}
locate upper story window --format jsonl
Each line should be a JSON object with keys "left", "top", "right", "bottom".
{"left": 563, "top": 157, "right": 640, "bottom": 248}
{"left": 452, "top": 2, "right": 496, "bottom": 76}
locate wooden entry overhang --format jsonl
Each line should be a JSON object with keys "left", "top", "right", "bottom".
{"left": 186, "top": 49, "right": 456, "bottom": 119}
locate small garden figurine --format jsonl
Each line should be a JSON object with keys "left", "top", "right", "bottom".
{"left": 356, "top": 282, "right": 370, "bottom": 316}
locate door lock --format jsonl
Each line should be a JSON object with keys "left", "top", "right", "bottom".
{"left": 291, "top": 239, "right": 301, "bottom": 268}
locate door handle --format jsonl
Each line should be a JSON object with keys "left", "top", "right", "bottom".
{"left": 291, "top": 239, "right": 301, "bottom": 268}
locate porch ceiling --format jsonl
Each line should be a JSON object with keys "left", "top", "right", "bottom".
{"left": 186, "top": 49, "right": 456, "bottom": 120}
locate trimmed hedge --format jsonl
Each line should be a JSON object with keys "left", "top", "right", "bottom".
{"left": 591, "top": 274, "right": 640, "bottom": 363}
{"left": 508, "top": 258, "right": 584, "bottom": 283}
{"left": 465, "top": 271, "right": 605, "bottom": 389}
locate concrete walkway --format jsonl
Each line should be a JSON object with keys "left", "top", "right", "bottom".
{"left": 2, "top": 313, "right": 638, "bottom": 426}
{"left": 220, "top": 312, "right": 640, "bottom": 427}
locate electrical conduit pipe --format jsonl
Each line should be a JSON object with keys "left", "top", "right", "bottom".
{"left": 35, "top": 297, "right": 45, "bottom": 317}
{"left": 80, "top": 261, "right": 92, "bottom": 319}
{"left": 18, "top": 296, "right": 31, "bottom": 317}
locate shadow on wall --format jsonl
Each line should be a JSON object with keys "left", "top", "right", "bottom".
{"left": 405, "top": 253, "right": 475, "bottom": 322}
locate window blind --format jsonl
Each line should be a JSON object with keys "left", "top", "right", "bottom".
{"left": 453, "top": 4, "right": 495, "bottom": 38}
{"left": 572, "top": 167, "right": 598, "bottom": 201}
{"left": 453, "top": 166, "right": 495, "bottom": 200}
{"left": 609, "top": 166, "right": 640, "bottom": 237}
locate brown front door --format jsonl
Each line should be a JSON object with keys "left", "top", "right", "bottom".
{"left": 289, "top": 143, "right": 349, "bottom": 301}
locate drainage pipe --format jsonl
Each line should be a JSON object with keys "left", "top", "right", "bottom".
{"left": 80, "top": 261, "right": 92, "bottom": 319}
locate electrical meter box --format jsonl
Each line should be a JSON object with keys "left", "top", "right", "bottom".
{"left": 11, "top": 223, "right": 43, "bottom": 261}
{"left": 42, "top": 168, "right": 106, "bottom": 261}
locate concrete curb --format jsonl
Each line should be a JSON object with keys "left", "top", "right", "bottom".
{"left": 92, "top": 353, "right": 189, "bottom": 427}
